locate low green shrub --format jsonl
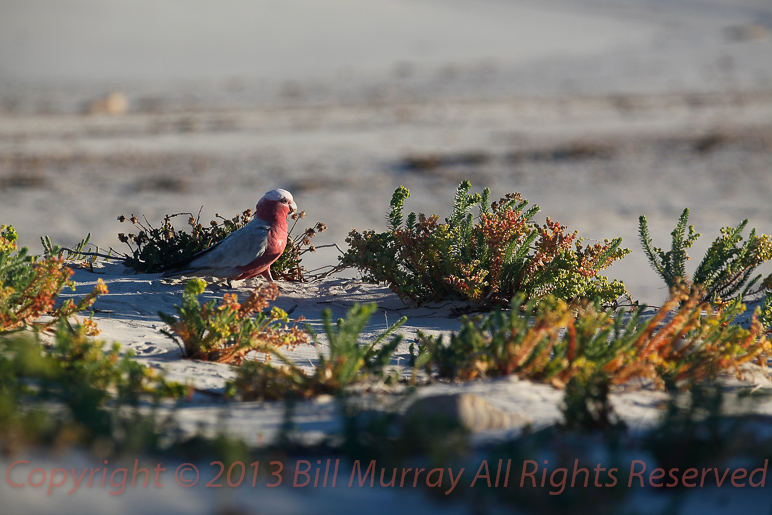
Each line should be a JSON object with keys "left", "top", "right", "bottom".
{"left": 639, "top": 208, "right": 772, "bottom": 303}
{"left": 158, "top": 279, "right": 309, "bottom": 364}
{"left": 341, "top": 181, "right": 629, "bottom": 306}
{"left": 232, "top": 303, "right": 406, "bottom": 400}
{"left": 0, "top": 321, "right": 186, "bottom": 453}
{"left": 118, "top": 209, "right": 253, "bottom": 273}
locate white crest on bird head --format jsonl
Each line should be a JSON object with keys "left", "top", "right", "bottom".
{"left": 259, "top": 188, "right": 297, "bottom": 213}
{"left": 263, "top": 189, "right": 293, "bottom": 202}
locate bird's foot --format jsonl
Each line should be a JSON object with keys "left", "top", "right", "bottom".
{"left": 205, "top": 278, "right": 238, "bottom": 291}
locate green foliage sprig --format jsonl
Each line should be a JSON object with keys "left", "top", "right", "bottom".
{"left": 342, "top": 181, "right": 630, "bottom": 306}
{"left": 418, "top": 283, "right": 770, "bottom": 390}
{"left": 40, "top": 232, "right": 115, "bottom": 266}
{"left": 311, "top": 303, "right": 406, "bottom": 390}
{"left": 639, "top": 208, "right": 772, "bottom": 303}
{"left": 158, "top": 279, "right": 309, "bottom": 364}
{"left": 232, "top": 303, "right": 406, "bottom": 400}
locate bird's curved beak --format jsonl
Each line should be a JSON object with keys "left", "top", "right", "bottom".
{"left": 289, "top": 201, "right": 298, "bottom": 214}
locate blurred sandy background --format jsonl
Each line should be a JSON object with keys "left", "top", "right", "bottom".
{"left": 1, "top": 0, "right": 771, "bottom": 304}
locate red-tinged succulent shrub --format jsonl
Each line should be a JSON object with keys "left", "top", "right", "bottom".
{"left": 158, "top": 279, "right": 308, "bottom": 364}
{"left": 417, "top": 283, "right": 770, "bottom": 390}
{"left": 0, "top": 225, "right": 108, "bottom": 334}
{"left": 341, "top": 181, "right": 630, "bottom": 306}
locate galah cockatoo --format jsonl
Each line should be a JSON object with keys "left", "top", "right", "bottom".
{"left": 162, "top": 189, "right": 297, "bottom": 282}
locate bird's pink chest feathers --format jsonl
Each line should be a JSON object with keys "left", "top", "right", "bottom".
{"left": 234, "top": 202, "right": 290, "bottom": 280}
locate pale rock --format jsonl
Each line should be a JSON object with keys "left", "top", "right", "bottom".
{"left": 404, "top": 393, "right": 528, "bottom": 433}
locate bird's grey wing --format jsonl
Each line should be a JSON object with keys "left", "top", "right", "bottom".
{"left": 186, "top": 219, "right": 271, "bottom": 271}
